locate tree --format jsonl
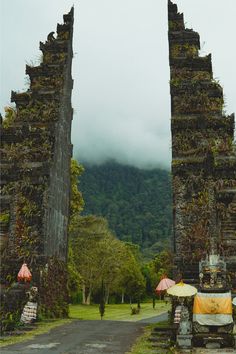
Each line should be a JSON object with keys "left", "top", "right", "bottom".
{"left": 152, "top": 250, "right": 173, "bottom": 279}
{"left": 67, "top": 159, "right": 84, "bottom": 302}
{"left": 113, "top": 243, "right": 146, "bottom": 304}
{"left": 69, "top": 159, "right": 84, "bottom": 227}
{"left": 99, "top": 280, "right": 105, "bottom": 320}
{"left": 79, "top": 162, "right": 172, "bottom": 252}
{"left": 69, "top": 215, "right": 108, "bottom": 304}
{"left": 67, "top": 244, "right": 82, "bottom": 303}
{"left": 69, "top": 215, "right": 127, "bottom": 304}
{"left": 69, "top": 215, "right": 146, "bottom": 305}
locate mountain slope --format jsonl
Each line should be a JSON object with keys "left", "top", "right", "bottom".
{"left": 79, "top": 161, "right": 172, "bottom": 250}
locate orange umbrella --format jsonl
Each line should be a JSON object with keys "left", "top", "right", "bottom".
{"left": 156, "top": 277, "right": 175, "bottom": 293}
{"left": 17, "top": 263, "right": 32, "bottom": 282}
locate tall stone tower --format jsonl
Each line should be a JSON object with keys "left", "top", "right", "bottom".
{"left": 168, "top": 1, "right": 236, "bottom": 284}
{"left": 0, "top": 8, "right": 74, "bottom": 325}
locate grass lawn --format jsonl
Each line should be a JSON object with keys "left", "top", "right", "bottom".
{"left": 126, "top": 322, "right": 175, "bottom": 354}
{"left": 69, "top": 301, "right": 170, "bottom": 322}
{"left": 125, "top": 324, "right": 157, "bottom": 354}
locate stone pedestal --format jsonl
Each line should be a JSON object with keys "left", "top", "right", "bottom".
{"left": 177, "top": 334, "right": 192, "bottom": 348}
{"left": 205, "top": 342, "right": 221, "bottom": 349}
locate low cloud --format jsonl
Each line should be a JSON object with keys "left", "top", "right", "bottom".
{"left": 1, "top": 0, "right": 235, "bottom": 170}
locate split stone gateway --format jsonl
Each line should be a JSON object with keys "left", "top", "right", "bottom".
{"left": 0, "top": 8, "right": 74, "bottom": 328}
{"left": 168, "top": 0, "right": 236, "bottom": 286}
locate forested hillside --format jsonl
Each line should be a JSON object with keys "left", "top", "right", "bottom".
{"left": 79, "top": 161, "right": 172, "bottom": 255}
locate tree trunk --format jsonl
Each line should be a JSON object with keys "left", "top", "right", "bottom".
{"left": 82, "top": 284, "right": 86, "bottom": 305}
{"left": 85, "top": 293, "right": 91, "bottom": 305}
{"left": 105, "top": 286, "right": 110, "bottom": 305}
{"left": 121, "top": 291, "right": 125, "bottom": 304}
{"left": 152, "top": 296, "right": 156, "bottom": 309}
{"left": 85, "top": 286, "right": 92, "bottom": 305}
{"left": 137, "top": 298, "right": 141, "bottom": 309}
{"left": 82, "top": 284, "right": 91, "bottom": 305}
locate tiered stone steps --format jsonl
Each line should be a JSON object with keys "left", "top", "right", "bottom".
{"left": 193, "top": 333, "right": 234, "bottom": 349}
{"left": 148, "top": 325, "right": 175, "bottom": 352}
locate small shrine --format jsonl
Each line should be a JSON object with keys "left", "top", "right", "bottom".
{"left": 199, "top": 254, "right": 228, "bottom": 292}
{"left": 193, "top": 254, "right": 234, "bottom": 348}
{"left": 167, "top": 254, "right": 235, "bottom": 350}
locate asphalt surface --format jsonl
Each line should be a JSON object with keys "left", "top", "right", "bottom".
{"left": 0, "top": 313, "right": 169, "bottom": 354}
{"left": 139, "top": 311, "right": 168, "bottom": 323}
{"left": 2, "top": 314, "right": 235, "bottom": 354}
{"left": 0, "top": 320, "right": 146, "bottom": 354}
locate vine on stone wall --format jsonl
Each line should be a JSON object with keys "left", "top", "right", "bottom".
{"left": 18, "top": 101, "right": 59, "bottom": 122}
{"left": 180, "top": 190, "right": 211, "bottom": 263}
{"left": 173, "top": 93, "right": 223, "bottom": 114}
{"left": 39, "top": 257, "right": 69, "bottom": 318}
{"left": 171, "top": 69, "right": 212, "bottom": 82}
{"left": 171, "top": 43, "right": 198, "bottom": 58}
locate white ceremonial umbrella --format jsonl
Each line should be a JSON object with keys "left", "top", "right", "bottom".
{"left": 167, "top": 281, "right": 197, "bottom": 297}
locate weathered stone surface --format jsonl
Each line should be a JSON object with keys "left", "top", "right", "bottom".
{"left": 205, "top": 342, "right": 221, "bottom": 349}
{"left": 0, "top": 7, "right": 74, "bottom": 330}
{"left": 168, "top": 1, "right": 236, "bottom": 283}
{"left": 177, "top": 334, "right": 193, "bottom": 348}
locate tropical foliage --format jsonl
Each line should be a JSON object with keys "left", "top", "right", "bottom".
{"left": 67, "top": 160, "right": 173, "bottom": 304}
{"left": 79, "top": 161, "right": 172, "bottom": 252}
{"left": 69, "top": 215, "right": 146, "bottom": 305}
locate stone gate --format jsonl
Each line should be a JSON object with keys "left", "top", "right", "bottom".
{"left": 0, "top": 8, "right": 74, "bottom": 327}
{"left": 168, "top": 0, "right": 236, "bottom": 285}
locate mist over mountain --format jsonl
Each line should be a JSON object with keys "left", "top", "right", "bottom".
{"left": 1, "top": 1, "right": 235, "bottom": 170}
{"left": 79, "top": 161, "right": 172, "bottom": 258}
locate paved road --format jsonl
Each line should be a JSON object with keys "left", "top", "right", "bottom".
{"left": 0, "top": 320, "right": 146, "bottom": 354}
{"left": 0, "top": 313, "right": 169, "bottom": 354}
{"left": 139, "top": 311, "right": 168, "bottom": 323}
{"left": 2, "top": 314, "right": 235, "bottom": 354}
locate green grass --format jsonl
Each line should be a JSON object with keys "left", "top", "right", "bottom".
{"left": 69, "top": 301, "right": 170, "bottom": 322}
{"left": 0, "top": 319, "right": 72, "bottom": 348}
{"left": 125, "top": 322, "right": 175, "bottom": 354}
{"left": 125, "top": 324, "right": 157, "bottom": 354}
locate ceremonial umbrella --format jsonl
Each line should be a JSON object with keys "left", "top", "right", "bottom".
{"left": 167, "top": 281, "right": 197, "bottom": 297}
{"left": 17, "top": 263, "right": 32, "bottom": 282}
{"left": 155, "top": 277, "right": 175, "bottom": 293}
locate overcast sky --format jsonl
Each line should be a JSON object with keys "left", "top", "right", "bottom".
{"left": 1, "top": 0, "right": 235, "bottom": 169}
